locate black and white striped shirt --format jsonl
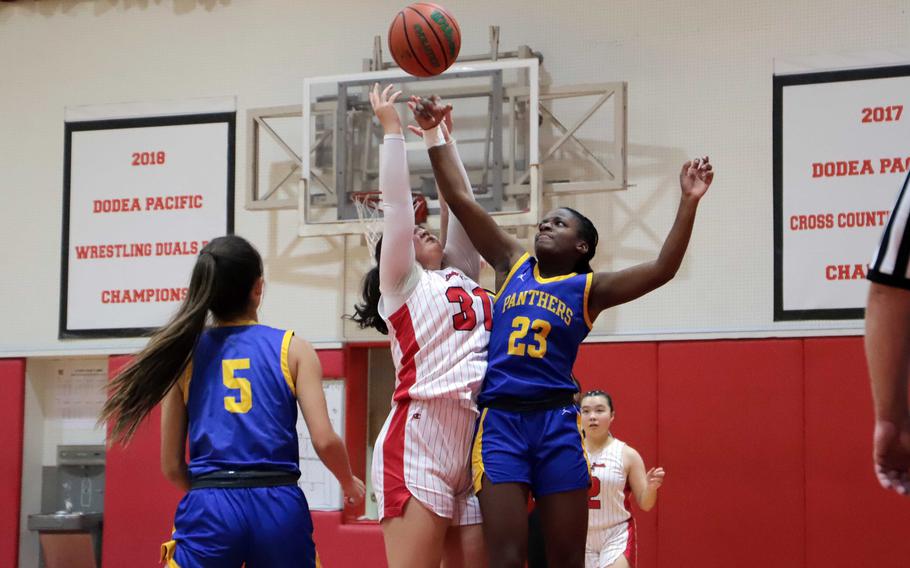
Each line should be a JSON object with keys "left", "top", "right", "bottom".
{"left": 869, "top": 170, "right": 910, "bottom": 289}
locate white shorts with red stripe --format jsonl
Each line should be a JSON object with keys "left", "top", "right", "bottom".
{"left": 371, "top": 398, "right": 482, "bottom": 525}
{"left": 585, "top": 519, "right": 637, "bottom": 568}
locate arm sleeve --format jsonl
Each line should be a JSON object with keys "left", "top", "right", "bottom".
{"left": 433, "top": 136, "right": 482, "bottom": 282}
{"left": 378, "top": 134, "right": 422, "bottom": 313}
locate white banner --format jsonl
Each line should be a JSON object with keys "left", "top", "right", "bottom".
{"left": 62, "top": 113, "right": 234, "bottom": 336}
{"left": 774, "top": 66, "right": 910, "bottom": 320}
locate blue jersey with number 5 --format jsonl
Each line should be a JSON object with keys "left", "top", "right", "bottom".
{"left": 181, "top": 323, "right": 300, "bottom": 478}
{"left": 479, "top": 253, "right": 593, "bottom": 404}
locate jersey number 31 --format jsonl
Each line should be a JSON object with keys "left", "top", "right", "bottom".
{"left": 446, "top": 287, "right": 493, "bottom": 332}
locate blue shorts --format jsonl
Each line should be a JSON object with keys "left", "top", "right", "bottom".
{"left": 161, "top": 485, "right": 315, "bottom": 568}
{"left": 471, "top": 404, "right": 590, "bottom": 497}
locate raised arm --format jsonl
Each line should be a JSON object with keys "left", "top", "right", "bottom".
{"left": 587, "top": 157, "right": 714, "bottom": 319}
{"left": 371, "top": 84, "right": 420, "bottom": 307}
{"left": 412, "top": 97, "right": 525, "bottom": 275}
{"left": 418, "top": 120, "right": 482, "bottom": 281}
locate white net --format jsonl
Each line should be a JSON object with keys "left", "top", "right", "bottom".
{"left": 352, "top": 192, "right": 429, "bottom": 255}
{"left": 352, "top": 193, "right": 383, "bottom": 254}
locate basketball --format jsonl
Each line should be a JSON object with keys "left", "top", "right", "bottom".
{"left": 388, "top": 3, "right": 461, "bottom": 77}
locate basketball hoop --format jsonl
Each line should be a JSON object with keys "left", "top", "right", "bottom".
{"left": 352, "top": 191, "right": 429, "bottom": 254}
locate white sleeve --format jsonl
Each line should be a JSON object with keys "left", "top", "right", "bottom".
{"left": 423, "top": 127, "right": 481, "bottom": 282}
{"left": 378, "top": 134, "right": 422, "bottom": 315}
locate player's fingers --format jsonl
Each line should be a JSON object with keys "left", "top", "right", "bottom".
{"left": 407, "top": 125, "right": 424, "bottom": 137}
{"left": 681, "top": 161, "right": 691, "bottom": 175}
{"left": 389, "top": 90, "right": 403, "bottom": 104}
{"left": 382, "top": 83, "right": 394, "bottom": 100}
{"left": 877, "top": 465, "right": 902, "bottom": 488}
{"left": 897, "top": 474, "right": 910, "bottom": 495}
{"left": 369, "top": 86, "right": 378, "bottom": 108}
{"left": 876, "top": 472, "right": 893, "bottom": 491}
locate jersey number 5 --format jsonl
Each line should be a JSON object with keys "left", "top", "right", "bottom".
{"left": 223, "top": 358, "right": 252, "bottom": 414}
{"left": 446, "top": 287, "right": 493, "bottom": 331}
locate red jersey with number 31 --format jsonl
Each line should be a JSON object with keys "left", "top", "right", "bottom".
{"left": 382, "top": 268, "right": 492, "bottom": 407}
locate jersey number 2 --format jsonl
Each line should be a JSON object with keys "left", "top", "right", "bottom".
{"left": 587, "top": 475, "right": 602, "bottom": 510}
{"left": 446, "top": 287, "right": 493, "bottom": 331}
{"left": 223, "top": 358, "right": 252, "bottom": 414}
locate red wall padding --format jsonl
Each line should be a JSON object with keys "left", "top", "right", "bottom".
{"left": 101, "top": 355, "right": 184, "bottom": 568}
{"left": 804, "top": 337, "right": 910, "bottom": 567}
{"left": 657, "top": 340, "right": 806, "bottom": 567}
{"left": 0, "top": 359, "right": 26, "bottom": 568}
{"left": 574, "top": 342, "right": 659, "bottom": 568}
{"left": 312, "top": 513, "right": 385, "bottom": 566}
{"left": 93, "top": 339, "right": 910, "bottom": 567}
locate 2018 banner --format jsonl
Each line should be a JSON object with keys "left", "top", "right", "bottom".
{"left": 61, "top": 100, "right": 235, "bottom": 337}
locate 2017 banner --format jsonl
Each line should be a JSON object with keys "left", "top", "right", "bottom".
{"left": 774, "top": 65, "right": 910, "bottom": 320}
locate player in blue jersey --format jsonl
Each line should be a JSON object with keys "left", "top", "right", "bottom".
{"left": 411, "top": 98, "right": 714, "bottom": 568}
{"left": 101, "top": 235, "right": 365, "bottom": 568}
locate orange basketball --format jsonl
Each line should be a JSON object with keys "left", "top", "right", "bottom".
{"left": 388, "top": 3, "right": 461, "bottom": 77}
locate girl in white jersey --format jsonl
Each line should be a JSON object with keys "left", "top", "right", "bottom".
{"left": 580, "top": 390, "right": 665, "bottom": 568}
{"left": 351, "top": 84, "right": 488, "bottom": 568}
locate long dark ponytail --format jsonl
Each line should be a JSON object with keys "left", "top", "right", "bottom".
{"left": 350, "top": 236, "right": 388, "bottom": 335}
{"left": 564, "top": 207, "right": 599, "bottom": 274}
{"left": 101, "top": 235, "right": 263, "bottom": 444}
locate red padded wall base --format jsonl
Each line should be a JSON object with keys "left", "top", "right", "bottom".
{"left": 575, "top": 342, "right": 659, "bottom": 568}
{"left": 0, "top": 359, "right": 26, "bottom": 568}
{"left": 804, "top": 337, "right": 910, "bottom": 567}
{"left": 94, "top": 338, "right": 910, "bottom": 568}
{"left": 101, "top": 355, "right": 184, "bottom": 568}
{"left": 313, "top": 512, "right": 385, "bottom": 566}
{"left": 657, "top": 340, "right": 805, "bottom": 567}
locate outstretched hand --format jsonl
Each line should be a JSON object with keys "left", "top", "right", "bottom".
{"left": 369, "top": 83, "right": 403, "bottom": 135}
{"left": 408, "top": 95, "right": 452, "bottom": 132}
{"left": 679, "top": 156, "right": 714, "bottom": 201}
{"left": 646, "top": 467, "right": 666, "bottom": 490}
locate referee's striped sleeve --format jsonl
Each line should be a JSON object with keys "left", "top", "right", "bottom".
{"left": 869, "top": 169, "right": 910, "bottom": 289}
